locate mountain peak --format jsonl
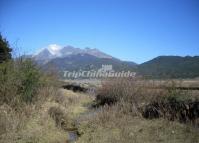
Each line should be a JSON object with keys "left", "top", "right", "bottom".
{"left": 33, "top": 44, "right": 113, "bottom": 63}
{"left": 47, "top": 44, "right": 62, "bottom": 55}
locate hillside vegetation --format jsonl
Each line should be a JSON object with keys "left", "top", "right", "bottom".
{"left": 138, "top": 56, "right": 199, "bottom": 79}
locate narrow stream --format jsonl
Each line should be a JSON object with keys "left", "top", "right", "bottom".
{"left": 68, "top": 130, "right": 78, "bottom": 142}
{"left": 66, "top": 108, "right": 101, "bottom": 142}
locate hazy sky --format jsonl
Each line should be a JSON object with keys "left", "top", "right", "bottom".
{"left": 0, "top": 0, "right": 199, "bottom": 63}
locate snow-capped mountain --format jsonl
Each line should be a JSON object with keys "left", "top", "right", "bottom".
{"left": 47, "top": 44, "right": 62, "bottom": 56}
{"left": 33, "top": 44, "right": 113, "bottom": 63}
{"left": 30, "top": 44, "right": 137, "bottom": 75}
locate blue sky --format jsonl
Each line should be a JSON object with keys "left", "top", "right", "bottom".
{"left": 0, "top": 0, "right": 199, "bottom": 63}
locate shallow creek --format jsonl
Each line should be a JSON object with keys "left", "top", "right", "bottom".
{"left": 66, "top": 108, "right": 101, "bottom": 142}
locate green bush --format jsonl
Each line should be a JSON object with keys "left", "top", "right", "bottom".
{"left": 16, "top": 59, "right": 41, "bottom": 103}
{"left": 0, "top": 58, "right": 43, "bottom": 108}
{"left": 0, "top": 61, "right": 18, "bottom": 106}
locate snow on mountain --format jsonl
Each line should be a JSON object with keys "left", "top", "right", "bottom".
{"left": 47, "top": 44, "right": 62, "bottom": 56}
{"left": 33, "top": 44, "right": 113, "bottom": 63}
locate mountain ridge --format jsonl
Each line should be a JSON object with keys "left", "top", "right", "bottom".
{"left": 43, "top": 53, "right": 137, "bottom": 72}
{"left": 33, "top": 44, "right": 113, "bottom": 63}
{"left": 31, "top": 45, "right": 199, "bottom": 79}
{"left": 138, "top": 55, "right": 199, "bottom": 79}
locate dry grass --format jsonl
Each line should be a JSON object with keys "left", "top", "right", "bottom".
{"left": 76, "top": 78, "right": 199, "bottom": 143}
{"left": 78, "top": 115, "right": 199, "bottom": 143}
{"left": 0, "top": 85, "right": 93, "bottom": 143}
{"left": 55, "top": 88, "right": 94, "bottom": 117}
{"left": 0, "top": 86, "right": 70, "bottom": 143}
{"left": 77, "top": 101, "right": 199, "bottom": 143}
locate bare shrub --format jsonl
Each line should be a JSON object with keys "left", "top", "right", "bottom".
{"left": 96, "top": 78, "right": 161, "bottom": 107}
{"left": 97, "top": 78, "right": 135, "bottom": 105}
{"left": 140, "top": 81, "right": 199, "bottom": 126}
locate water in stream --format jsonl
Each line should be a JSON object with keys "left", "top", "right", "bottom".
{"left": 66, "top": 108, "right": 101, "bottom": 142}
{"left": 68, "top": 130, "right": 78, "bottom": 142}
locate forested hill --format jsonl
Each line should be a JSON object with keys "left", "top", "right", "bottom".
{"left": 138, "top": 56, "right": 199, "bottom": 79}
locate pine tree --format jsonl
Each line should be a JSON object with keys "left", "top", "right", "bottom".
{"left": 0, "top": 34, "right": 12, "bottom": 63}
